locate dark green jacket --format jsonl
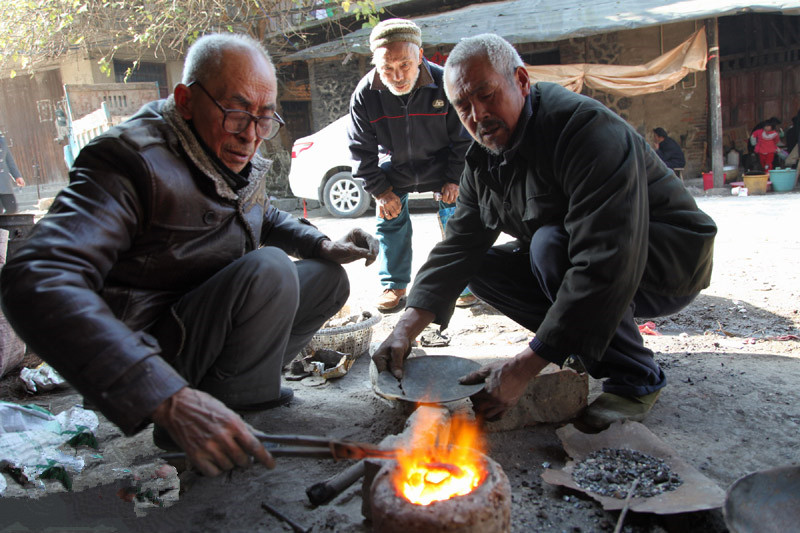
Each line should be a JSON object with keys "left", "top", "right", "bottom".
{"left": 407, "top": 83, "right": 716, "bottom": 361}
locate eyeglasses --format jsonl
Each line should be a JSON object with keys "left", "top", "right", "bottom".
{"left": 188, "top": 80, "right": 284, "bottom": 140}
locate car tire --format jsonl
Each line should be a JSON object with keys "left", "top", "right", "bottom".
{"left": 322, "top": 171, "right": 371, "bottom": 218}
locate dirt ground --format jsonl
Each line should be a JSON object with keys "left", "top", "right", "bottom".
{"left": 1, "top": 189, "right": 798, "bottom": 533}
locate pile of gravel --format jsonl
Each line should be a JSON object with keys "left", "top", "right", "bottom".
{"left": 572, "top": 448, "right": 683, "bottom": 499}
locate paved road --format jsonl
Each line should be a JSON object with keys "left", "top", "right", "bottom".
{"left": 305, "top": 191, "right": 800, "bottom": 312}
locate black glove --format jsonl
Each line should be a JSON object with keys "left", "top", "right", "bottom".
{"left": 318, "top": 228, "right": 379, "bottom": 266}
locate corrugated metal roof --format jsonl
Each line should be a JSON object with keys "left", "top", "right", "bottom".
{"left": 283, "top": 0, "right": 800, "bottom": 61}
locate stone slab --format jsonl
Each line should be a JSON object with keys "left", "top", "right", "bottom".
{"left": 485, "top": 365, "right": 588, "bottom": 432}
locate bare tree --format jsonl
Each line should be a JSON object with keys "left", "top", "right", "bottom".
{"left": 0, "top": 0, "right": 381, "bottom": 77}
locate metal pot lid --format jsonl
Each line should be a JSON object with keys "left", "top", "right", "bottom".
{"left": 373, "top": 355, "right": 485, "bottom": 403}
{"left": 723, "top": 465, "right": 800, "bottom": 533}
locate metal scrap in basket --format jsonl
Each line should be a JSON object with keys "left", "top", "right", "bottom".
{"left": 299, "top": 307, "right": 382, "bottom": 379}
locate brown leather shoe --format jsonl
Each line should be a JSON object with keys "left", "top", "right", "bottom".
{"left": 377, "top": 288, "right": 406, "bottom": 312}
{"left": 456, "top": 293, "right": 478, "bottom": 307}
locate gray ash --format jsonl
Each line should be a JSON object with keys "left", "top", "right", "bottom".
{"left": 572, "top": 448, "right": 683, "bottom": 499}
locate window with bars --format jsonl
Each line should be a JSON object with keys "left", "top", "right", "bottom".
{"left": 113, "top": 60, "right": 168, "bottom": 98}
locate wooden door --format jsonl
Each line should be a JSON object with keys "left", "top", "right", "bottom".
{"left": 0, "top": 70, "right": 68, "bottom": 185}
{"left": 758, "top": 69, "right": 783, "bottom": 120}
{"left": 783, "top": 67, "right": 800, "bottom": 120}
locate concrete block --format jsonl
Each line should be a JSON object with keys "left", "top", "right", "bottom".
{"left": 268, "top": 196, "right": 300, "bottom": 211}
{"left": 485, "top": 364, "right": 588, "bottom": 432}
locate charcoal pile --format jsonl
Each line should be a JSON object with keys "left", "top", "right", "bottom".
{"left": 572, "top": 448, "right": 683, "bottom": 499}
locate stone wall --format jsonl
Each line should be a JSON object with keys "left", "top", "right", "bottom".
{"left": 309, "top": 56, "right": 366, "bottom": 131}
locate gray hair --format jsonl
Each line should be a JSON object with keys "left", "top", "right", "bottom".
{"left": 444, "top": 34, "right": 523, "bottom": 100}
{"left": 182, "top": 33, "right": 273, "bottom": 84}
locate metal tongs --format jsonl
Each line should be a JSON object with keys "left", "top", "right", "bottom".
{"left": 252, "top": 431, "right": 397, "bottom": 460}
{"left": 161, "top": 431, "right": 397, "bottom": 462}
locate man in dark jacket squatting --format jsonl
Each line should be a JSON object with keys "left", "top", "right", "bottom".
{"left": 0, "top": 33, "right": 378, "bottom": 476}
{"left": 372, "top": 34, "right": 716, "bottom": 430}
{"left": 653, "top": 127, "right": 686, "bottom": 171}
{"left": 348, "top": 18, "right": 471, "bottom": 312}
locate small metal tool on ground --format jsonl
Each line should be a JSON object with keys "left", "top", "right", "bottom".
{"left": 261, "top": 500, "right": 310, "bottom": 533}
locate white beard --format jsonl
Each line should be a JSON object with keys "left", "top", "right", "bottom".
{"left": 379, "top": 68, "right": 420, "bottom": 96}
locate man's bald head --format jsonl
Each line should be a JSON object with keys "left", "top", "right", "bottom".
{"left": 182, "top": 33, "right": 274, "bottom": 85}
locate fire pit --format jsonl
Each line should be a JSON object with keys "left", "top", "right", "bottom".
{"left": 370, "top": 453, "right": 510, "bottom": 533}
{"left": 368, "top": 411, "right": 511, "bottom": 533}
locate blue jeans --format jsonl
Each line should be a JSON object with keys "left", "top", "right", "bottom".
{"left": 376, "top": 193, "right": 454, "bottom": 289}
{"left": 469, "top": 225, "right": 698, "bottom": 397}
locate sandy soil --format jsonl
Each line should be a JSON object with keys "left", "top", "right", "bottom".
{"left": 1, "top": 190, "right": 798, "bottom": 533}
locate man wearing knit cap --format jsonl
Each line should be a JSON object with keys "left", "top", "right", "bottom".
{"left": 348, "top": 18, "right": 472, "bottom": 312}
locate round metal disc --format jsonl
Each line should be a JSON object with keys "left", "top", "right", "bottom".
{"left": 373, "top": 355, "right": 485, "bottom": 403}
{"left": 724, "top": 466, "right": 800, "bottom": 533}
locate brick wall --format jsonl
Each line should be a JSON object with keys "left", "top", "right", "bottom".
{"left": 556, "top": 23, "right": 708, "bottom": 178}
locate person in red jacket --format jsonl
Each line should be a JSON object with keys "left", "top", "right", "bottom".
{"left": 751, "top": 118, "right": 782, "bottom": 171}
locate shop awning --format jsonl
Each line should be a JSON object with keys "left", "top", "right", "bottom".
{"left": 283, "top": 0, "right": 800, "bottom": 62}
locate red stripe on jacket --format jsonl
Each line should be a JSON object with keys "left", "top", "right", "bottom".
{"left": 369, "top": 112, "right": 448, "bottom": 123}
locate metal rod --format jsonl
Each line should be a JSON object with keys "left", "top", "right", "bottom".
{"left": 159, "top": 432, "right": 395, "bottom": 463}
{"left": 306, "top": 460, "right": 366, "bottom": 506}
{"left": 261, "top": 501, "right": 310, "bottom": 533}
{"left": 159, "top": 446, "right": 335, "bottom": 462}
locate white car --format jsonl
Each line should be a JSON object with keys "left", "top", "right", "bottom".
{"left": 288, "top": 115, "right": 432, "bottom": 218}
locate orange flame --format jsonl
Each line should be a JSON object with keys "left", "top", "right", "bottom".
{"left": 393, "top": 410, "right": 487, "bottom": 506}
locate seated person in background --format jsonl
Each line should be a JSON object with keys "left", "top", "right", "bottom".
{"left": 653, "top": 127, "right": 685, "bottom": 171}
{"left": 782, "top": 109, "right": 800, "bottom": 161}
{"left": 0, "top": 33, "right": 378, "bottom": 477}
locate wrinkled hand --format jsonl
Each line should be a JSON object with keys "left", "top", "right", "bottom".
{"left": 372, "top": 329, "right": 414, "bottom": 380}
{"left": 372, "top": 308, "right": 435, "bottom": 379}
{"left": 459, "top": 350, "right": 548, "bottom": 422}
{"left": 440, "top": 182, "right": 459, "bottom": 204}
{"left": 151, "top": 387, "right": 274, "bottom": 477}
{"left": 376, "top": 190, "right": 402, "bottom": 220}
{"left": 318, "top": 228, "right": 379, "bottom": 266}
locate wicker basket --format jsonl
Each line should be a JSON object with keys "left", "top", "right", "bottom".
{"left": 302, "top": 308, "right": 382, "bottom": 357}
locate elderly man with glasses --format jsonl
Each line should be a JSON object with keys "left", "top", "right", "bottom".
{"left": 0, "top": 33, "right": 377, "bottom": 477}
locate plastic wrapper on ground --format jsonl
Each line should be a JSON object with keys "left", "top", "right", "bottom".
{"left": 0, "top": 402, "right": 99, "bottom": 495}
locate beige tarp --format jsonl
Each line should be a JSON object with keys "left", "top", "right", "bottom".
{"left": 526, "top": 28, "right": 707, "bottom": 96}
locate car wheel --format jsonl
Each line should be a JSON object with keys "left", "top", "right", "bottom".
{"left": 323, "top": 171, "right": 370, "bottom": 218}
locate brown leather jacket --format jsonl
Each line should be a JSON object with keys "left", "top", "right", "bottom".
{"left": 0, "top": 99, "right": 328, "bottom": 434}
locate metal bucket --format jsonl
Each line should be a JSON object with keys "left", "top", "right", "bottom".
{"left": 0, "top": 213, "right": 35, "bottom": 262}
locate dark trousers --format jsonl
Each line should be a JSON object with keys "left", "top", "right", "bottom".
{"left": 151, "top": 247, "right": 349, "bottom": 408}
{"left": 0, "top": 194, "right": 17, "bottom": 214}
{"left": 469, "top": 225, "right": 697, "bottom": 397}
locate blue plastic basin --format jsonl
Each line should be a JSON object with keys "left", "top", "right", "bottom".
{"left": 768, "top": 168, "right": 798, "bottom": 192}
